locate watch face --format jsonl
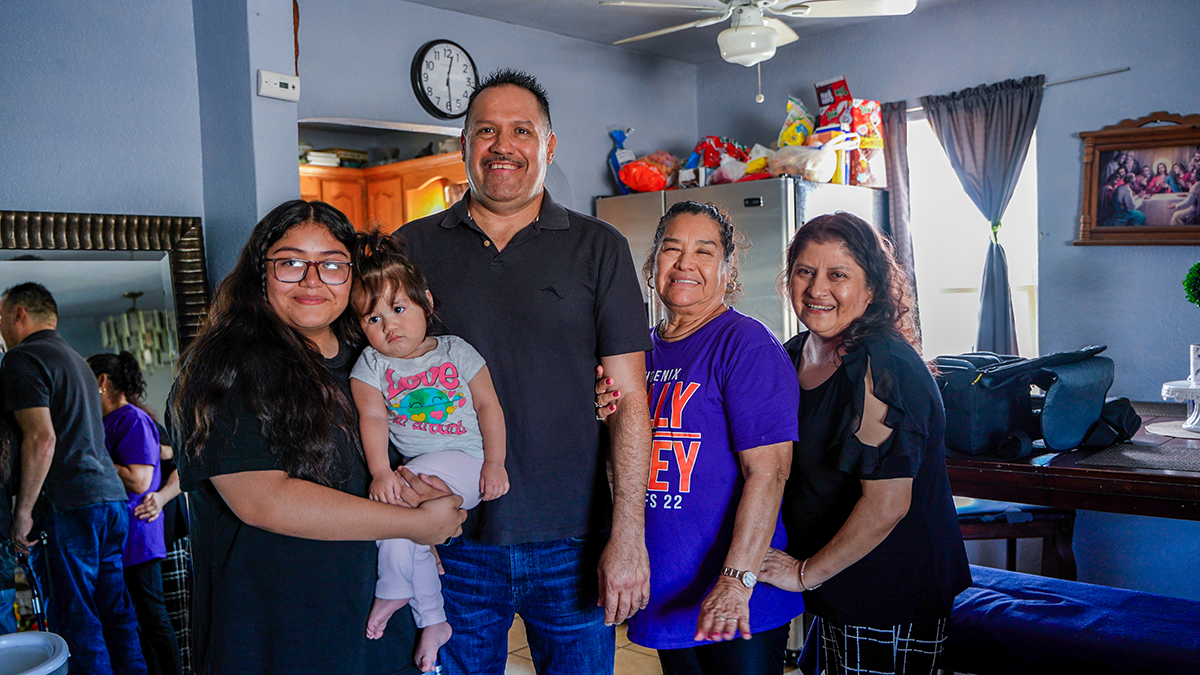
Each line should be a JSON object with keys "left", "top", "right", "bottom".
{"left": 411, "top": 40, "right": 477, "bottom": 119}
{"left": 742, "top": 571, "right": 757, "bottom": 588}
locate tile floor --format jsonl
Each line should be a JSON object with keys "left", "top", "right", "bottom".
{"left": 502, "top": 617, "right": 802, "bottom": 675}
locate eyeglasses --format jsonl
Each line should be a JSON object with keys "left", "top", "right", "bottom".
{"left": 266, "top": 258, "right": 353, "bottom": 285}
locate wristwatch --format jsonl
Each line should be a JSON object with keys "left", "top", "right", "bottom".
{"left": 720, "top": 566, "right": 757, "bottom": 589}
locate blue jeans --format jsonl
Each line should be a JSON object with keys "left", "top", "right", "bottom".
{"left": 437, "top": 535, "right": 614, "bottom": 675}
{"left": 32, "top": 501, "right": 147, "bottom": 675}
{"left": 0, "top": 587, "right": 16, "bottom": 634}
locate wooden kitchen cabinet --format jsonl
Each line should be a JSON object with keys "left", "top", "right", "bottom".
{"left": 299, "top": 152, "right": 467, "bottom": 234}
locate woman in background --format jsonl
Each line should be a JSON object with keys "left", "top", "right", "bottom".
{"left": 89, "top": 351, "right": 180, "bottom": 675}
{"left": 760, "top": 212, "right": 971, "bottom": 675}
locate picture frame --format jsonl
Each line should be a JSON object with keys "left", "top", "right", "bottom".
{"left": 1075, "top": 111, "right": 1200, "bottom": 245}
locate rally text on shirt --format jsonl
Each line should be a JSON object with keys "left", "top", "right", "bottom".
{"left": 646, "top": 368, "right": 701, "bottom": 509}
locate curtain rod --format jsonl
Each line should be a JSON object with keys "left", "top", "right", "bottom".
{"left": 905, "top": 67, "right": 1130, "bottom": 113}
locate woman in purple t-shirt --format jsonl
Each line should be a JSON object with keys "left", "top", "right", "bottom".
{"left": 604, "top": 201, "right": 804, "bottom": 675}
{"left": 89, "top": 351, "right": 181, "bottom": 675}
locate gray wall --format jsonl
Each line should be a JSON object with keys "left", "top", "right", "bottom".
{"left": 695, "top": 0, "right": 1200, "bottom": 600}
{"left": 296, "top": 0, "right": 699, "bottom": 214}
{"left": 0, "top": 0, "right": 204, "bottom": 217}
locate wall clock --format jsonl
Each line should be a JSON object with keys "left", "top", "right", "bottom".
{"left": 410, "top": 40, "right": 477, "bottom": 120}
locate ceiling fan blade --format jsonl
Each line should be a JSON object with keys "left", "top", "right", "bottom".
{"left": 612, "top": 10, "right": 733, "bottom": 44}
{"left": 763, "top": 16, "right": 799, "bottom": 46}
{"left": 599, "top": 1, "right": 726, "bottom": 12}
{"left": 769, "top": 0, "right": 917, "bottom": 19}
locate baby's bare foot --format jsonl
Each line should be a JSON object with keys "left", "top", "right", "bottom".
{"left": 414, "top": 621, "right": 452, "bottom": 672}
{"left": 366, "top": 596, "right": 411, "bottom": 640}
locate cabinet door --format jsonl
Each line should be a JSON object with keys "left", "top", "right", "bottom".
{"left": 366, "top": 175, "right": 405, "bottom": 234}
{"left": 322, "top": 180, "right": 366, "bottom": 230}
{"left": 400, "top": 154, "right": 469, "bottom": 224}
{"left": 299, "top": 173, "right": 321, "bottom": 203}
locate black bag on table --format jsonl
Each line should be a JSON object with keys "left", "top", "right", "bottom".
{"left": 934, "top": 345, "right": 1118, "bottom": 459}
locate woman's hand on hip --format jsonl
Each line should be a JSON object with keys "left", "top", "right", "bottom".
{"left": 593, "top": 365, "right": 621, "bottom": 422}
{"left": 759, "top": 547, "right": 803, "bottom": 593}
{"left": 695, "top": 577, "right": 753, "bottom": 642}
{"left": 134, "top": 491, "right": 164, "bottom": 522}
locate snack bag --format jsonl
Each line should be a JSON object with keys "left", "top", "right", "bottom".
{"left": 777, "top": 97, "right": 816, "bottom": 148}
{"left": 608, "top": 128, "right": 637, "bottom": 194}
{"left": 744, "top": 144, "right": 773, "bottom": 175}
{"left": 618, "top": 150, "right": 680, "bottom": 192}
{"left": 767, "top": 145, "right": 835, "bottom": 183}
{"left": 693, "top": 136, "right": 749, "bottom": 169}
{"left": 848, "top": 100, "right": 886, "bottom": 187}
{"left": 814, "top": 76, "right": 853, "bottom": 129}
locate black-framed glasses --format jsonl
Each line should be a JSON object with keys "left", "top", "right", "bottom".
{"left": 266, "top": 258, "right": 353, "bottom": 285}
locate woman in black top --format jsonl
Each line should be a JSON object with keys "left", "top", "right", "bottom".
{"left": 759, "top": 212, "right": 970, "bottom": 675}
{"left": 172, "top": 200, "right": 465, "bottom": 674}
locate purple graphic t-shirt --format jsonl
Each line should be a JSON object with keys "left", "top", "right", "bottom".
{"left": 627, "top": 308, "right": 804, "bottom": 650}
{"left": 103, "top": 403, "right": 165, "bottom": 567}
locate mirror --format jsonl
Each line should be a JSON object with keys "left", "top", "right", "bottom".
{"left": 0, "top": 211, "right": 209, "bottom": 416}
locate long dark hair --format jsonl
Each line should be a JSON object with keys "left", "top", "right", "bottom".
{"left": 351, "top": 230, "right": 446, "bottom": 336}
{"left": 171, "top": 200, "right": 362, "bottom": 486}
{"left": 783, "top": 212, "right": 919, "bottom": 353}
{"left": 87, "top": 351, "right": 153, "bottom": 418}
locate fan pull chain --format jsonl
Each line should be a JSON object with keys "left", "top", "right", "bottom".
{"left": 755, "top": 63, "right": 764, "bottom": 103}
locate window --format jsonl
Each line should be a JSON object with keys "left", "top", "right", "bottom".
{"left": 906, "top": 115, "right": 1039, "bottom": 358}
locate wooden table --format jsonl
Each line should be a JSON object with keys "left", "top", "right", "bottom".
{"left": 946, "top": 412, "right": 1200, "bottom": 522}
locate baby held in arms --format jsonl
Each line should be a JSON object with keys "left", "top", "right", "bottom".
{"left": 348, "top": 231, "right": 509, "bottom": 672}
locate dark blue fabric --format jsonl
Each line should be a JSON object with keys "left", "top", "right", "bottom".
{"left": 436, "top": 534, "right": 614, "bottom": 675}
{"left": 945, "top": 565, "right": 1200, "bottom": 674}
{"left": 0, "top": 587, "right": 15, "bottom": 634}
{"left": 32, "top": 501, "right": 146, "bottom": 675}
{"left": 657, "top": 622, "right": 791, "bottom": 675}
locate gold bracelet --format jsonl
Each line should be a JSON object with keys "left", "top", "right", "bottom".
{"left": 799, "top": 558, "right": 823, "bottom": 591}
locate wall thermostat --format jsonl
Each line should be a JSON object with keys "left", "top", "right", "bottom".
{"left": 257, "top": 69, "right": 300, "bottom": 102}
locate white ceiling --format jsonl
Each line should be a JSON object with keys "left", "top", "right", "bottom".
{"left": 401, "top": 0, "right": 958, "bottom": 64}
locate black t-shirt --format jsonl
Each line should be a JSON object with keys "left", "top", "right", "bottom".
{"left": 177, "top": 345, "right": 419, "bottom": 675}
{"left": 781, "top": 332, "right": 972, "bottom": 628}
{"left": 0, "top": 330, "right": 126, "bottom": 510}
{"left": 400, "top": 191, "right": 652, "bottom": 545}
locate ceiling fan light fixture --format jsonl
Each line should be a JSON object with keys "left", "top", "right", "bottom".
{"left": 717, "top": 24, "right": 777, "bottom": 67}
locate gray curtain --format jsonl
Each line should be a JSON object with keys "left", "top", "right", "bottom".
{"left": 880, "top": 101, "right": 917, "bottom": 302}
{"left": 919, "top": 75, "right": 1044, "bottom": 355}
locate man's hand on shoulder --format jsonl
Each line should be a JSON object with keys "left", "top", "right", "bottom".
{"left": 597, "top": 528, "right": 650, "bottom": 626}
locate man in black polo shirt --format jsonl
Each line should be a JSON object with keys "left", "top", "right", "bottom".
{"left": 1, "top": 282, "right": 146, "bottom": 674}
{"left": 398, "top": 69, "right": 653, "bottom": 674}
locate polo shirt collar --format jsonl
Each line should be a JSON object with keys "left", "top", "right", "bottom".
{"left": 440, "top": 189, "right": 570, "bottom": 232}
{"left": 20, "top": 328, "right": 58, "bottom": 344}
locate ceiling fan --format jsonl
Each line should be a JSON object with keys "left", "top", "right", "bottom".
{"left": 601, "top": 0, "right": 918, "bottom": 67}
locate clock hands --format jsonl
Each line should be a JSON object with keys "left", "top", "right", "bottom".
{"left": 446, "top": 54, "right": 453, "bottom": 92}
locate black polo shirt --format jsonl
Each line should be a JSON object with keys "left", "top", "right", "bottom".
{"left": 1, "top": 330, "right": 126, "bottom": 511}
{"left": 399, "top": 191, "right": 651, "bottom": 545}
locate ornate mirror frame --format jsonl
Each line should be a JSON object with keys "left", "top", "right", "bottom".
{"left": 0, "top": 211, "right": 209, "bottom": 346}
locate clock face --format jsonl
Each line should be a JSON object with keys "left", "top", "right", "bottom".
{"left": 410, "top": 40, "right": 477, "bottom": 120}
